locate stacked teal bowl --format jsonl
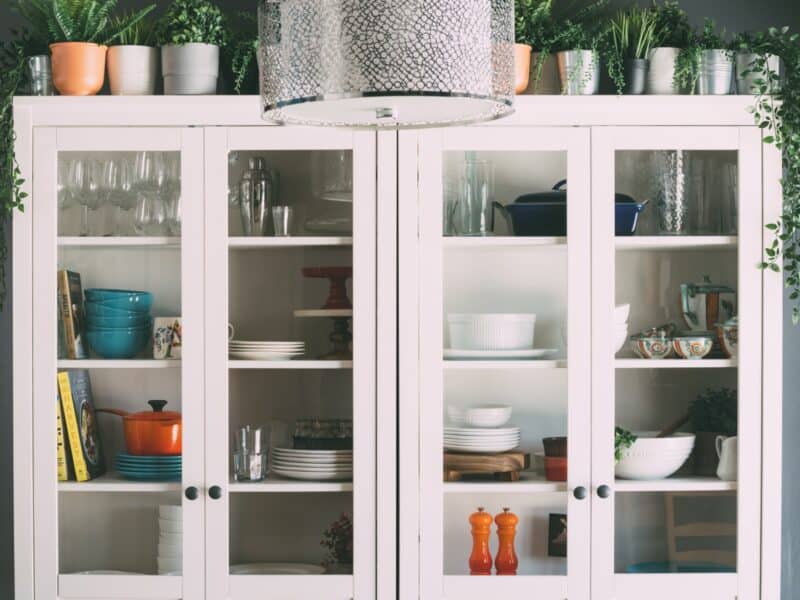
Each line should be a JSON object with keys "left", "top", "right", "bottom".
{"left": 84, "top": 289, "right": 153, "bottom": 359}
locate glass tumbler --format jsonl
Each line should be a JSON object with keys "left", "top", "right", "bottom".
{"left": 233, "top": 425, "right": 269, "bottom": 482}
{"left": 452, "top": 160, "right": 495, "bottom": 236}
{"left": 653, "top": 150, "right": 688, "bottom": 235}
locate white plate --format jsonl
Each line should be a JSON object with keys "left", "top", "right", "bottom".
{"left": 273, "top": 448, "right": 352, "bottom": 456}
{"left": 73, "top": 570, "right": 145, "bottom": 575}
{"left": 443, "top": 437, "right": 520, "bottom": 445}
{"left": 271, "top": 468, "right": 352, "bottom": 481}
{"left": 443, "top": 441, "right": 520, "bottom": 448}
{"left": 229, "top": 342, "right": 305, "bottom": 348}
{"left": 229, "top": 351, "right": 304, "bottom": 360}
{"left": 444, "top": 426, "right": 520, "bottom": 435}
{"left": 444, "top": 444, "right": 520, "bottom": 453}
{"left": 230, "top": 562, "right": 326, "bottom": 575}
{"left": 271, "top": 456, "right": 353, "bottom": 465}
{"left": 270, "top": 462, "right": 353, "bottom": 471}
{"left": 444, "top": 348, "right": 558, "bottom": 360}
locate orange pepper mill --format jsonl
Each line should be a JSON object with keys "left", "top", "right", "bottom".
{"left": 468, "top": 507, "right": 493, "bottom": 575}
{"left": 494, "top": 507, "right": 519, "bottom": 575}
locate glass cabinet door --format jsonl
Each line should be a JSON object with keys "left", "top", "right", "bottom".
{"left": 413, "top": 127, "right": 592, "bottom": 600}
{"left": 202, "top": 127, "right": 376, "bottom": 600}
{"left": 590, "top": 126, "right": 763, "bottom": 600}
{"left": 32, "top": 127, "right": 204, "bottom": 599}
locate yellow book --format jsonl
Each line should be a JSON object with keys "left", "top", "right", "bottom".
{"left": 58, "top": 372, "right": 89, "bottom": 482}
{"left": 56, "top": 395, "right": 68, "bottom": 481}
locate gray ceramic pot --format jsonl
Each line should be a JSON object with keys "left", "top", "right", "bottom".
{"left": 736, "top": 52, "right": 783, "bottom": 94}
{"left": 557, "top": 50, "right": 600, "bottom": 95}
{"left": 161, "top": 43, "right": 219, "bottom": 95}
{"left": 696, "top": 49, "right": 734, "bottom": 95}
{"left": 624, "top": 58, "right": 648, "bottom": 95}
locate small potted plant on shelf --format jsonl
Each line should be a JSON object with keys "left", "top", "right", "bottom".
{"left": 732, "top": 31, "right": 783, "bottom": 95}
{"left": 676, "top": 18, "right": 734, "bottom": 95}
{"left": 15, "top": 0, "right": 155, "bottom": 96}
{"left": 514, "top": 0, "right": 560, "bottom": 94}
{"left": 320, "top": 513, "right": 353, "bottom": 574}
{"left": 606, "top": 7, "right": 661, "bottom": 95}
{"left": 646, "top": 0, "right": 693, "bottom": 94}
{"left": 553, "top": 20, "right": 602, "bottom": 95}
{"left": 688, "top": 387, "right": 737, "bottom": 476}
{"left": 158, "top": 0, "right": 228, "bottom": 95}
{"left": 222, "top": 10, "right": 258, "bottom": 95}
{"left": 107, "top": 10, "right": 158, "bottom": 95}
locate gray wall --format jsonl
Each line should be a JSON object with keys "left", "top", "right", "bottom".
{"left": 1, "top": 1, "right": 798, "bottom": 598}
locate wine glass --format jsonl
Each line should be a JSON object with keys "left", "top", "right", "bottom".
{"left": 164, "top": 155, "right": 181, "bottom": 235}
{"left": 57, "top": 157, "right": 75, "bottom": 210}
{"left": 102, "top": 157, "right": 135, "bottom": 236}
{"left": 68, "top": 158, "right": 104, "bottom": 236}
{"left": 133, "top": 192, "right": 167, "bottom": 236}
{"left": 133, "top": 151, "right": 167, "bottom": 194}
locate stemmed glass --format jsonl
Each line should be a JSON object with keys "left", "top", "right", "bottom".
{"left": 68, "top": 158, "right": 104, "bottom": 236}
{"left": 57, "top": 157, "right": 75, "bottom": 212}
{"left": 163, "top": 154, "right": 181, "bottom": 236}
{"left": 102, "top": 157, "right": 135, "bottom": 236}
{"left": 132, "top": 151, "right": 168, "bottom": 236}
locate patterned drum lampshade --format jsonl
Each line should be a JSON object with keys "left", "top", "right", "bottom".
{"left": 258, "top": 0, "right": 515, "bottom": 128}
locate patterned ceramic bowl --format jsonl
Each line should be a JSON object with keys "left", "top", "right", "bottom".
{"left": 672, "top": 335, "right": 713, "bottom": 359}
{"left": 630, "top": 335, "right": 673, "bottom": 359}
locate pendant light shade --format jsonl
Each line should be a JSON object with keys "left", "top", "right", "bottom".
{"left": 258, "top": 0, "right": 515, "bottom": 128}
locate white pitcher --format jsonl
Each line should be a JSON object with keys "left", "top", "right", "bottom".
{"left": 715, "top": 435, "right": 738, "bottom": 481}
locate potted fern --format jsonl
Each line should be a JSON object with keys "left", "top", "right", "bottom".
{"left": 607, "top": 8, "right": 660, "bottom": 95}
{"left": 107, "top": 10, "right": 158, "bottom": 95}
{"left": 647, "top": 0, "right": 692, "bottom": 94}
{"left": 158, "top": 0, "right": 228, "bottom": 95}
{"left": 15, "top": 0, "right": 154, "bottom": 96}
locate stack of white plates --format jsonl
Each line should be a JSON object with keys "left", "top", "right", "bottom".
{"left": 444, "top": 426, "right": 521, "bottom": 453}
{"left": 271, "top": 448, "right": 352, "bottom": 481}
{"left": 229, "top": 341, "right": 305, "bottom": 361}
{"left": 157, "top": 505, "right": 182, "bottom": 575}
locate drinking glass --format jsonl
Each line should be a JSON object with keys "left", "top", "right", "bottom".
{"left": 69, "top": 158, "right": 104, "bottom": 236}
{"left": 133, "top": 151, "right": 167, "bottom": 194}
{"left": 452, "top": 160, "right": 495, "bottom": 236}
{"left": 272, "top": 206, "right": 293, "bottom": 236}
{"left": 57, "top": 158, "right": 74, "bottom": 210}
{"left": 103, "top": 157, "right": 135, "bottom": 235}
{"left": 323, "top": 150, "right": 353, "bottom": 195}
{"left": 133, "top": 193, "right": 167, "bottom": 236}
{"left": 653, "top": 150, "right": 688, "bottom": 235}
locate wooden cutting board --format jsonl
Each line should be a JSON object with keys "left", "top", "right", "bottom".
{"left": 443, "top": 451, "right": 531, "bottom": 482}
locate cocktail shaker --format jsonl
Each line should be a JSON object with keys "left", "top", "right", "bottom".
{"left": 238, "top": 157, "right": 273, "bottom": 236}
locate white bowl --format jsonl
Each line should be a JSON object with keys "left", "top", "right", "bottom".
{"left": 158, "top": 542, "right": 182, "bottom": 558}
{"left": 157, "top": 557, "right": 181, "bottom": 573}
{"left": 614, "top": 329, "right": 628, "bottom": 353}
{"left": 159, "top": 531, "right": 182, "bottom": 545}
{"left": 159, "top": 505, "right": 182, "bottom": 521}
{"left": 447, "top": 313, "right": 536, "bottom": 351}
{"left": 447, "top": 405, "right": 512, "bottom": 428}
{"left": 615, "top": 304, "right": 631, "bottom": 323}
{"left": 615, "top": 432, "right": 695, "bottom": 480}
{"left": 159, "top": 517, "right": 182, "bottom": 533}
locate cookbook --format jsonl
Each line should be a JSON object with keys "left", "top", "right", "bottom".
{"left": 57, "top": 370, "right": 105, "bottom": 482}
{"left": 57, "top": 270, "right": 88, "bottom": 359}
{"left": 56, "top": 394, "right": 74, "bottom": 481}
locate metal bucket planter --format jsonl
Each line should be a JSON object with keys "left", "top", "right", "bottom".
{"left": 557, "top": 50, "right": 600, "bottom": 95}
{"left": 625, "top": 58, "right": 648, "bottom": 95}
{"left": 646, "top": 47, "right": 681, "bottom": 94}
{"left": 736, "top": 53, "right": 783, "bottom": 94}
{"left": 696, "top": 49, "right": 734, "bottom": 95}
{"left": 524, "top": 53, "right": 560, "bottom": 94}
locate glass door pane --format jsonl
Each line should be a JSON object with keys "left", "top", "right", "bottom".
{"left": 417, "top": 128, "right": 591, "bottom": 600}
{"left": 591, "top": 127, "right": 762, "bottom": 600}
{"left": 33, "top": 128, "right": 203, "bottom": 600}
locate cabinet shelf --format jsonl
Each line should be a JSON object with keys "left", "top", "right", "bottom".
{"left": 59, "top": 574, "right": 181, "bottom": 599}
{"left": 443, "top": 236, "right": 567, "bottom": 248}
{"left": 229, "top": 479, "right": 353, "bottom": 493}
{"left": 228, "top": 360, "right": 353, "bottom": 370}
{"left": 444, "top": 474, "right": 566, "bottom": 494}
{"left": 443, "top": 359, "right": 567, "bottom": 370}
{"left": 57, "top": 359, "right": 180, "bottom": 370}
{"left": 228, "top": 236, "right": 352, "bottom": 249}
{"left": 58, "top": 236, "right": 180, "bottom": 248}
{"left": 615, "top": 477, "right": 737, "bottom": 493}
{"left": 615, "top": 358, "right": 736, "bottom": 369}
{"left": 615, "top": 236, "right": 737, "bottom": 251}
{"left": 59, "top": 472, "right": 181, "bottom": 493}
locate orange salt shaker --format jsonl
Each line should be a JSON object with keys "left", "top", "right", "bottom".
{"left": 468, "top": 507, "right": 493, "bottom": 575}
{"left": 494, "top": 507, "right": 519, "bottom": 575}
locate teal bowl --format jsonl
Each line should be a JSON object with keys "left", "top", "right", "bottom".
{"left": 85, "top": 301, "right": 148, "bottom": 318}
{"left": 85, "top": 289, "right": 153, "bottom": 312}
{"left": 86, "top": 327, "right": 151, "bottom": 359}
{"left": 87, "top": 314, "right": 152, "bottom": 328}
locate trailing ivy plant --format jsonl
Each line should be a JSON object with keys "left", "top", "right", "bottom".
{"left": 606, "top": 7, "right": 661, "bottom": 95}
{"left": 15, "top": 0, "right": 155, "bottom": 45}
{"left": 614, "top": 426, "right": 637, "bottom": 463}
{"left": 158, "top": 0, "right": 228, "bottom": 47}
{"left": 674, "top": 18, "right": 729, "bottom": 94}
{"left": 224, "top": 11, "right": 258, "bottom": 94}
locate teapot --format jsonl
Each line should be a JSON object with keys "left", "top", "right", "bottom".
{"left": 680, "top": 275, "right": 736, "bottom": 332}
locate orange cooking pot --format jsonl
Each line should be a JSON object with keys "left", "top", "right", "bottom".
{"left": 97, "top": 400, "right": 182, "bottom": 456}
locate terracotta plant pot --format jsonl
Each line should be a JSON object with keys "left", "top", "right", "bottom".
{"left": 514, "top": 44, "right": 532, "bottom": 94}
{"left": 50, "top": 42, "right": 107, "bottom": 96}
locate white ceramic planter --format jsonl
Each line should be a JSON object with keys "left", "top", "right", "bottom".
{"left": 107, "top": 45, "right": 158, "bottom": 95}
{"left": 161, "top": 43, "right": 219, "bottom": 95}
{"left": 736, "top": 52, "right": 783, "bottom": 94}
{"left": 646, "top": 47, "right": 680, "bottom": 94}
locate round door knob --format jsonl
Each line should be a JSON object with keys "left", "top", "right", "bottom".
{"left": 209, "top": 485, "right": 222, "bottom": 500}
{"left": 573, "top": 486, "right": 588, "bottom": 500}
{"left": 184, "top": 486, "right": 198, "bottom": 501}
{"left": 597, "top": 485, "right": 611, "bottom": 499}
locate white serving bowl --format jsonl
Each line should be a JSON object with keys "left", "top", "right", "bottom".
{"left": 159, "top": 517, "right": 183, "bottom": 533}
{"left": 615, "top": 304, "right": 631, "bottom": 324}
{"left": 157, "top": 542, "right": 182, "bottom": 558}
{"left": 159, "top": 505, "right": 182, "bottom": 521}
{"left": 159, "top": 531, "right": 183, "bottom": 545}
{"left": 614, "top": 328, "right": 628, "bottom": 353}
{"left": 157, "top": 557, "right": 181, "bottom": 573}
{"left": 447, "top": 405, "right": 512, "bottom": 428}
{"left": 615, "top": 432, "right": 695, "bottom": 480}
{"left": 447, "top": 313, "right": 536, "bottom": 351}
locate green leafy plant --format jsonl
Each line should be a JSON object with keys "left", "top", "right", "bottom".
{"left": 614, "top": 426, "right": 637, "bottom": 463}
{"left": 689, "top": 388, "right": 737, "bottom": 435}
{"left": 158, "top": 0, "right": 228, "bottom": 47}
{"left": 674, "top": 18, "right": 731, "bottom": 93}
{"left": 649, "top": 0, "right": 692, "bottom": 49}
{"left": 15, "top": 0, "right": 155, "bottom": 45}
{"left": 514, "top": 0, "right": 556, "bottom": 92}
{"left": 320, "top": 513, "right": 353, "bottom": 569}
{"left": 224, "top": 11, "right": 258, "bottom": 94}
{"left": 112, "top": 11, "right": 156, "bottom": 46}
{"left": 605, "top": 7, "right": 661, "bottom": 94}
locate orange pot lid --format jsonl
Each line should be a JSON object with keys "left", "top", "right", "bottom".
{"left": 125, "top": 400, "right": 181, "bottom": 422}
